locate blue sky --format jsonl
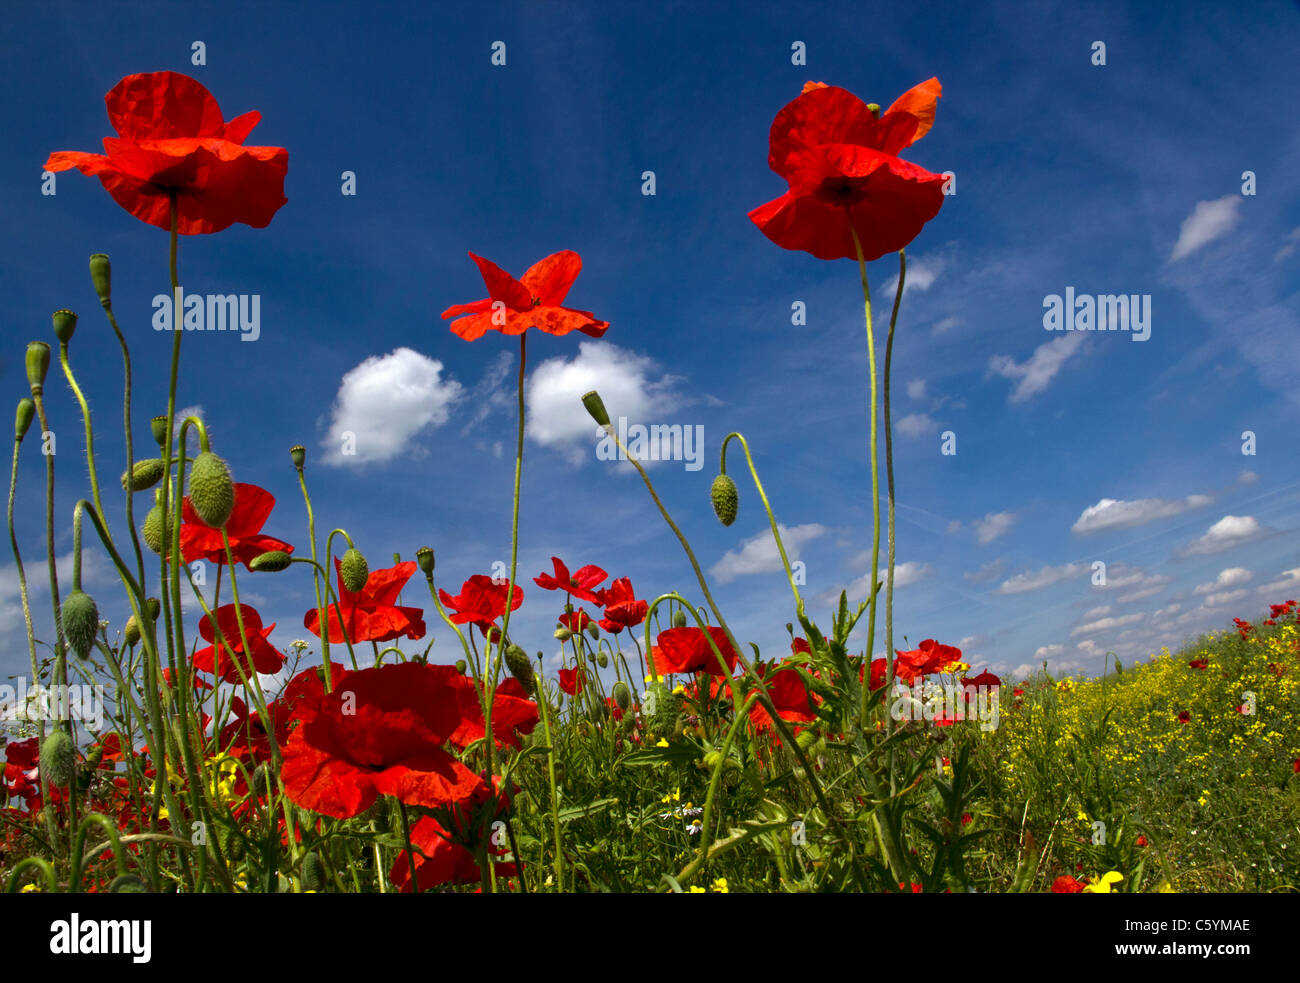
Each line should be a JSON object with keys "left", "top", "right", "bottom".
{"left": 3, "top": 0, "right": 1300, "bottom": 696}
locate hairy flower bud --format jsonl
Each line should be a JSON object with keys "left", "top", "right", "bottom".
{"left": 613, "top": 680, "right": 632, "bottom": 711}
{"left": 340, "top": 548, "right": 369, "bottom": 593}
{"left": 188, "top": 451, "right": 235, "bottom": 527}
{"left": 554, "top": 627, "right": 574, "bottom": 642}
{"left": 42, "top": 730, "right": 76, "bottom": 787}
{"left": 251, "top": 763, "right": 272, "bottom": 798}
{"left": 672, "top": 609, "right": 688, "bottom": 629}
{"left": 250, "top": 550, "right": 293, "bottom": 572}
{"left": 302, "top": 851, "right": 326, "bottom": 892}
{"left": 142, "top": 503, "right": 166, "bottom": 554}
{"left": 454, "top": 659, "right": 467, "bottom": 675}
{"left": 62, "top": 589, "right": 99, "bottom": 659}
{"left": 123, "top": 597, "right": 161, "bottom": 647}
{"left": 26, "top": 342, "right": 50, "bottom": 394}
{"left": 595, "top": 649, "right": 608, "bottom": 668}
{"left": 504, "top": 644, "right": 536, "bottom": 694}
{"left": 121, "top": 458, "right": 165, "bottom": 492}
{"left": 710, "top": 474, "right": 739, "bottom": 526}
{"left": 109, "top": 873, "right": 146, "bottom": 893}
{"left": 15, "top": 399, "right": 35, "bottom": 442}
{"left": 51, "top": 309, "right": 78, "bottom": 344}
{"left": 89, "top": 254, "right": 112, "bottom": 305}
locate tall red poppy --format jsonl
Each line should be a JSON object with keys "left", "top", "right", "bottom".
{"left": 193, "top": 603, "right": 286, "bottom": 684}
{"left": 438, "top": 575, "right": 523, "bottom": 634}
{"left": 179, "top": 483, "right": 293, "bottom": 569}
{"left": 652, "top": 626, "right": 739, "bottom": 676}
{"left": 304, "top": 558, "right": 426, "bottom": 644}
{"left": 279, "top": 662, "right": 490, "bottom": 819}
{"left": 598, "top": 576, "right": 648, "bottom": 634}
{"left": 893, "top": 639, "right": 963, "bottom": 684}
{"left": 44, "top": 71, "right": 287, "bottom": 235}
{"left": 441, "top": 251, "right": 609, "bottom": 342}
{"left": 749, "top": 79, "right": 946, "bottom": 262}
{"left": 534, "top": 557, "right": 607, "bottom": 605}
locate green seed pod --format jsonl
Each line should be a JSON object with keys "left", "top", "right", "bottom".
{"left": 223, "top": 829, "right": 246, "bottom": 862}
{"left": 41, "top": 730, "right": 76, "bottom": 787}
{"left": 289, "top": 444, "right": 305, "bottom": 470}
{"left": 51, "top": 309, "right": 78, "bottom": 344}
{"left": 150, "top": 415, "right": 169, "bottom": 448}
{"left": 89, "top": 254, "right": 112, "bottom": 305}
{"left": 62, "top": 589, "right": 99, "bottom": 659}
{"left": 554, "top": 627, "right": 574, "bottom": 642}
{"left": 251, "top": 763, "right": 272, "bottom": 798}
{"left": 340, "top": 547, "right": 369, "bottom": 593}
{"left": 581, "top": 390, "right": 611, "bottom": 428}
{"left": 142, "top": 504, "right": 166, "bottom": 554}
{"left": 710, "top": 473, "right": 739, "bottom": 526}
{"left": 302, "top": 851, "right": 326, "bottom": 892}
{"left": 595, "top": 649, "right": 608, "bottom": 669}
{"left": 504, "top": 644, "right": 536, "bottom": 694}
{"left": 26, "top": 341, "right": 50, "bottom": 393}
{"left": 123, "top": 597, "right": 161, "bottom": 647}
{"left": 416, "top": 546, "right": 435, "bottom": 576}
{"left": 188, "top": 451, "right": 235, "bottom": 527}
{"left": 586, "top": 623, "right": 600, "bottom": 640}
{"left": 108, "top": 873, "right": 146, "bottom": 893}
{"left": 250, "top": 550, "right": 293, "bottom": 572}
{"left": 454, "top": 659, "right": 467, "bottom": 675}
{"left": 15, "top": 399, "right": 35, "bottom": 442}
{"left": 121, "top": 458, "right": 165, "bottom": 492}
{"left": 613, "top": 680, "right": 632, "bottom": 711}
{"left": 672, "top": 609, "right": 688, "bottom": 629}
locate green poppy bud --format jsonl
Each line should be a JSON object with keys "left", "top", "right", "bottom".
{"left": 251, "top": 763, "right": 272, "bottom": 798}
{"left": 581, "top": 390, "right": 611, "bottom": 428}
{"left": 340, "top": 548, "right": 369, "bottom": 593}
{"left": 142, "top": 503, "right": 166, "bottom": 554}
{"left": 455, "top": 659, "right": 467, "bottom": 675}
{"left": 188, "top": 452, "right": 235, "bottom": 527}
{"left": 595, "top": 649, "right": 608, "bottom": 669}
{"left": 109, "top": 873, "right": 146, "bottom": 893}
{"left": 416, "top": 546, "right": 435, "bottom": 576}
{"left": 290, "top": 444, "right": 305, "bottom": 470}
{"left": 221, "top": 829, "right": 246, "bottom": 863}
{"left": 51, "top": 309, "right": 78, "bottom": 344}
{"left": 62, "top": 589, "right": 99, "bottom": 659}
{"left": 26, "top": 342, "right": 50, "bottom": 394}
{"left": 504, "top": 644, "right": 536, "bottom": 694}
{"left": 586, "top": 623, "right": 600, "bottom": 640}
{"left": 613, "top": 680, "right": 632, "bottom": 711}
{"left": 710, "top": 474, "right": 739, "bottom": 526}
{"left": 672, "top": 610, "right": 688, "bottom": 629}
{"left": 123, "top": 597, "right": 161, "bottom": 647}
{"left": 150, "top": 415, "right": 169, "bottom": 448}
{"left": 250, "top": 550, "right": 293, "bottom": 572}
{"left": 41, "top": 730, "right": 76, "bottom": 787}
{"left": 302, "top": 851, "right": 326, "bottom": 892}
{"left": 121, "top": 458, "right": 165, "bottom": 492}
{"left": 554, "top": 627, "right": 574, "bottom": 642}
{"left": 89, "top": 254, "right": 112, "bottom": 305}
{"left": 15, "top": 399, "right": 35, "bottom": 442}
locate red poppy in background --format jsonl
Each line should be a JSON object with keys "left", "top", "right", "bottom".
{"left": 534, "top": 557, "right": 608, "bottom": 605}
{"left": 194, "top": 604, "right": 286, "bottom": 684}
{"left": 748, "top": 663, "right": 818, "bottom": 735}
{"left": 389, "top": 814, "right": 519, "bottom": 892}
{"left": 652, "top": 626, "right": 739, "bottom": 676}
{"left": 1178, "top": 711, "right": 1191, "bottom": 724}
{"left": 557, "top": 666, "right": 585, "bottom": 696}
{"left": 1187, "top": 658, "right": 1208, "bottom": 670}
{"left": 441, "top": 251, "right": 609, "bottom": 342}
{"left": 1051, "top": 875, "right": 1087, "bottom": 894}
{"left": 3, "top": 738, "right": 43, "bottom": 806}
{"left": 44, "top": 71, "right": 287, "bottom": 235}
{"left": 893, "top": 639, "right": 963, "bottom": 684}
{"left": 279, "top": 662, "right": 490, "bottom": 819}
{"left": 180, "top": 483, "right": 293, "bottom": 569}
{"left": 438, "top": 575, "right": 523, "bottom": 634}
{"left": 558, "top": 609, "right": 593, "bottom": 633}
{"left": 599, "top": 577, "right": 648, "bottom": 634}
{"left": 961, "top": 669, "right": 1001, "bottom": 689}
{"left": 749, "top": 78, "right": 946, "bottom": 262}
{"left": 305, "top": 558, "right": 426, "bottom": 644}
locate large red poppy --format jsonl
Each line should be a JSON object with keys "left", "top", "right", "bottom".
{"left": 534, "top": 557, "right": 607, "bottom": 605}
{"left": 389, "top": 808, "right": 519, "bottom": 892}
{"left": 441, "top": 251, "right": 608, "bottom": 342}
{"left": 44, "top": 71, "right": 287, "bottom": 235}
{"left": 598, "top": 576, "right": 648, "bottom": 634}
{"left": 304, "top": 558, "right": 426, "bottom": 644}
{"left": 652, "top": 626, "right": 739, "bottom": 676}
{"left": 179, "top": 483, "right": 293, "bottom": 569}
{"left": 438, "top": 575, "right": 523, "bottom": 634}
{"left": 893, "top": 639, "right": 963, "bottom": 684}
{"left": 193, "top": 603, "right": 286, "bottom": 684}
{"left": 749, "top": 79, "right": 946, "bottom": 261}
{"left": 748, "top": 662, "right": 818, "bottom": 735}
{"left": 279, "top": 662, "right": 491, "bottom": 819}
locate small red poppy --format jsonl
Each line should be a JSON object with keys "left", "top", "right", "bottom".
{"left": 598, "top": 576, "right": 648, "bottom": 634}
{"left": 534, "top": 557, "right": 608, "bottom": 605}
{"left": 557, "top": 666, "right": 585, "bottom": 696}
{"left": 305, "top": 558, "right": 426, "bottom": 644}
{"left": 893, "top": 639, "right": 963, "bottom": 684}
{"left": 441, "top": 251, "right": 608, "bottom": 342}
{"left": 193, "top": 603, "right": 286, "bottom": 684}
{"left": 1051, "top": 875, "right": 1087, "bottom": 893}
{"left": 438, "top": 574, "right": 523, "bottom": 634}
{"left": 652, "top": 626, "right": 739, "bottom": 676}
{"left": 179, "top": 483, "right": 293, "bottom": 569}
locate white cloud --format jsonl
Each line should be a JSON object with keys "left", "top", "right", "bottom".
{"left": 974, "top": 511, "right": 1015, "bottom": 545}
{"left": 1071, "top": 494, "right": 1212, "bottom": 534}
{"left": 1258, "top": 568, "right": 1300, "bottom": 596}
{"left": 527, "top": 341, "right": 683, "bottom": 463}
{"left": 823, "top": 560, "right": 932, "bottom": 605}
{"left": 1238, "top": 470, "right": 1259, "bottom": 485}
{"left": 906, "top": 379, "right": 926, "bottom": 400}
{"left": 319, "top": 348, "right": 462, "bottom": 466}
{"left": 1178, "top": 515, "right": 1269, "bottom": 556}
{"left": 1202, "top": 588, "right": 1249, "bottom": 608}
{"left": 710, "top": 524, "right": 825, "bottom": 584}
{"left": 988, "top": 333, "right": 1085, "bottom": 403}
{"left": 930, "top": 315, "right": 962, "bottom": 336}
{"left": 964, "top": 559, "right": 1004, "bottom": 584}
{"left": 1194, "top": 568, "right": 1252, "bottom": 594}
{"left": 1170, "top": 195, "right": 1241, "bottom": 262}
{"left": 994, "top": 562, "right": 1090, "bottom": 595}
{"left": 882, "top": 258, "right": 940, "bottom": 297}
{"left": 1034, "top": 643, "right": 1065, "bottom": 660}
{"left": 1116, "top": 576, "right": 1172, "bottom": 604}
{"left": 895, "top": 413, "right": 938, "bottom": 438}
{"left": 1071, "top": 612, "right": 1145, "bottom": 636}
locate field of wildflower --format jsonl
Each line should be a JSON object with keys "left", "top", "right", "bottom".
{"left": 2, "top": 32, "right": 1296, "bottom": 912}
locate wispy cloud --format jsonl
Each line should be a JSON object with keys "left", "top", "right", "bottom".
{"left": 988, "top": 333, "right": 1085, "bottom": 403}
{"left": 1169, "top": 195, "right": 1241, "bottom": 262}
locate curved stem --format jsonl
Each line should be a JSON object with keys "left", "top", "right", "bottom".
{"left": 720, "top": 431, "right": 803, "bottom": 615}
{"left": 883, "top": 250, "right": 906, "bottom": 727}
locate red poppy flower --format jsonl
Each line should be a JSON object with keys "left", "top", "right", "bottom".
{"left": 749, "top": 663, "right": 818, "bottom": 734}
{"left": 194, "top": 604, "right": 286, "bottom": 684}
{"left": 749, "top": 78, "right": 946, "bottom": 262}
{"left": 652, "top": 626, "right": 739, "bottom": 676}
{"left": 1135, "top": 835, "right": 1148, "bottom": 848}
{"left": 534, "top": 557, "right": 608, "bottom": 605}
{"left": 3, "top": 738, "right": 43, "bottom": 805}
{"left": 44, "top": 71, "right": 287, "bottom": 235}
{"left": 558, "top": 609, "right": 592, "bottom": 633}
{"left": 893, "top": 639, "right": 963, "bottom": 684}
{"left": 598, "top": 576, "right": 648, "bottom": 634}
{"left": 179, "top": 483, "right": 293, "bottom": 569}
{"left": 1178, "top": 711, "right": 1191, "bottom": 724}
{"left": 858, "top": 657, "right": 889, "bottom": 691}
{"left": 791, "top": 637, "right": 813, "bottom": 656}
{"left": 1188, "top": 658, "right": 1209, "bottom": 670}
{"left": 557, "top": 666, "right": 585, "bottom": 696}
{"left": 1293, "top": 759, "right": 1300, "bottom": 774}
{"left": 389, "top": 813, "right": 519, "bottom": 892}
{"left": 441, "top": 251, "right": 608, "bottom": 342}
{"left": 279, "top": 662, "right": 491, "bottom": 819}
{"left": 1051, "top": 875, "right": 1087, "bottom": 894}
{"left": 961, "top": 669, "right": 1001, "bottom": 689}
{"left": 305, "top": 558, "right": 426, "bottom": 644}
{"left": 437, "top": 574, "right": 523, "bottom": 634}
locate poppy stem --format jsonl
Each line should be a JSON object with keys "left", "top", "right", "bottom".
{"left": 883, "top": 250, "right": 906, "bottom": 754}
